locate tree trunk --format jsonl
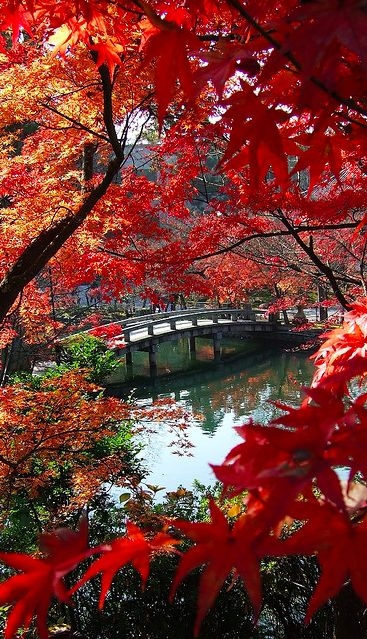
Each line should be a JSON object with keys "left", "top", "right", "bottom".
{"left": 317, "top": 282, "right": 328, "bottom": 321}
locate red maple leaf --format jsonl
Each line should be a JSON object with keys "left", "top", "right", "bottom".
{"left": 90, "top": 39, "right": 125, "bottom": 78}
{"left": 276, "top": 496, "right": 367, "bottom": 622}
{"left": 285, "top": 0, "right": 367, "bottom": 77}
{"left": 89, "top": 323, "right": 124, "bottom": 340}
{"left": 0, "top": 5, "right": 33, "bottom": 42}
{"left": 331, "top": 392, "right": 367, "bottom": 482}
{"left": 139, "top": 16, "right": 199, "bottom": 129}
{"left": 311, "top": 298, "right": 367, "bottom": 388}
{"left": 170, "top": 499, "right": 266, "bottom": 636}
{"left": 196, "top": 45, "right": 260, "bottom": 99}
{"left": 0, "top": 517, "right": 98, "bottom": 639}
{"left": 220, "top": 85, "right": 289, "bottom": 187}
{"left": 212, "top": 386, "right": 347, "bottom": 511}
{"left": 290, "top": 123, "right": 348, "bottom": 192}
{"left": 73, "top": 522, "right": 177, "bottom": 607}
{"left": 183, "top": 0, "right": 222, "bottom": 21}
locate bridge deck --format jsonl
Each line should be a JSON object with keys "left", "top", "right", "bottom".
{"left": 110, "top": 308, "right": 279, "bottom": 355}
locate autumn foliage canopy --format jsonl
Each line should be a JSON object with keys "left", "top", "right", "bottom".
{"left": 1, "top": 0, "right": 367, "bottom": 636}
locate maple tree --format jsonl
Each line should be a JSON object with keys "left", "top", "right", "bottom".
{"left": 0, "top": 368, "right": 137, "bottom": 516}
{"left": 0, "top": 0, "right": 365, "bottom": 333}
{"left": 2, "top": 0, "right": 367, "bottom": 637}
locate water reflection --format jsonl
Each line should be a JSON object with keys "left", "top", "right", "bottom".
{"left": 108, "top": 340, "right": 315, "bottom": 492}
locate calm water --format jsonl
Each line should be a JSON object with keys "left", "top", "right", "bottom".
{"left": 107, "top": 338, "right": 315, "bottom": 492}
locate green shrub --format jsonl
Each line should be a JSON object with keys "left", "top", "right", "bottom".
{"left": 60, "top": 334, "right": 120, "bottom": 383}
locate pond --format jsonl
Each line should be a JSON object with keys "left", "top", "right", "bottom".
{"left": 107, "top": 337, "right": 315, "bottom": 493}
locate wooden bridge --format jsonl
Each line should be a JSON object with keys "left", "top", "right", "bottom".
{"left": 101, "top": 306, "right": 303, "bottom": 375}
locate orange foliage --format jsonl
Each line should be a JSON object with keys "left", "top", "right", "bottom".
{"left": 0, "top": 370, "right": 129, "bottom": 509}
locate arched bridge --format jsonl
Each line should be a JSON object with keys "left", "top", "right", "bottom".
{"left": 102, "top": 306, "right": 300, "bottom": 373}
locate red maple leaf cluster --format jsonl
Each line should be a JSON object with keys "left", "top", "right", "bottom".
{"left": 89, "top": 323, "right": 125, "bottom": 347}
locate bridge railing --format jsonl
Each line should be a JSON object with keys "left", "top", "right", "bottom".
{"left": 60, "top": 306, "right": 273, "bottom": 350}
{"left": 124, "top": 306, "right": 262, "bottom": 326}
{"left": 121, "top": 307, "right": 269, "bottom": 343}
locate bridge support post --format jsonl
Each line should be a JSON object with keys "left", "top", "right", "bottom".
{"left": 147, "top": 323, "right": 154, "bottom": 335}
{"left": 189, "top": 336, "right": 196, "bottom": 353}
{"left": 149, "top": 345, "right": 158, "bottom": 375}
{"left": 125, "top": 349, "right": 133, "bottom": 378}
{"left": 213, "top": 333, "right": 222, "bottom": 361}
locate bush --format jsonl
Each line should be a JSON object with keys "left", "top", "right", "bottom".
{"left": 60, "top": 334, "right": 121, "bottom": 383}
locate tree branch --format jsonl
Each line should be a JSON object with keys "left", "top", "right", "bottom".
{"left": 276, "top": 209, "right": 350, "bottom": 309}
{"left": 40, "top": 102, "right": 109, "bottom": 143}
{"left": 190, "top": 221, "right": 359, "bottom": 262}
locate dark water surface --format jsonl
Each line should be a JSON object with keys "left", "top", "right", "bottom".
{"left": 107, "top": 338, "right": 315, "bottom": 492}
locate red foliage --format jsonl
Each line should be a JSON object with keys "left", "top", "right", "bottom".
{"left": 0, "top": 517, "right": 99, "bottom": 639}
{"left": 2, "top": 0, "right": 367, "bottom": 636}
{"left": 170, "top": 498, "right": 265, "bottom": 634}
{"left": 74, "top": 522, "right": 178, "bottom": 607}
{"left": 89, "top": 323, "right": 125, "bottom": 347}
{"left": 273, "top": 494, "right": 367, "bottom": 622}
